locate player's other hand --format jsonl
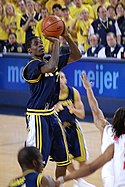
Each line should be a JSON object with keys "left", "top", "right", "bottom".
{"left": 54, "top": 102, "right": 64, "bottom": 112}
{"left": 81, "top": 72, "right": 92, "bottom": 90}
{"left": 43, "top": 35, "right": 59, "bottom": 43}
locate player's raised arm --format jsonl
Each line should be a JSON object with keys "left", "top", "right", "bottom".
{"left": 62, "top": 26, "right": 82, "bottom": 63}
{"left": 40, "top": 36, "right": 60, "bottom": 73}
{"left": 56, "top": 143, "right": 114, "bottom": 186}
{"left": 81, "top": 72, "right": 107, "bottom": 135}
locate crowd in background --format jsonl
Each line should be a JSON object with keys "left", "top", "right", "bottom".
{"left": 0, "top": 0, "right": 125, "bottom": 58}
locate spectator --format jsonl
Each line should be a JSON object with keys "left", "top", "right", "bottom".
{"left": 72, "top": 8, "right": 92, "bottom": 54}
{"left": 5, "top": 32, "right": 24, "bottom": 53}
{"left": 62, "top": 6, "right": 77, "bottom": 44}
{"left": 109, "top": 0, "right": 118, "bottom": 8}
{"left": 70, "top": 0, "right": 94, "bottom": 20}
{"left": 52, "top": 3, "right": 63, "bottom": 18}
{"left": 16, "top": 0, "right": 27, "bottom": 46}
{"left": 17, "top": 0, "right": 27, "bottom": 16}
{"left": 84, "top": 34, "right": 104, "bottom": 57}
{"left": 107, "top": 5, "right": 116, "bottom": 19}
{"left": 35, "top": 7, "right": 50, "bottom": 54}
{"left": 93, "top": 0, "right": 110, "bottom": 19}
{"left": 0, "top": 3, "right": 8, "bottom": 51}
{"left": 63, "top": 0, "right": 75, "bottom": 8}
{"left": 117, "top": 6, "right": 125, "bottom": 46}
{"left": 20, "top": 0, "right": 41, "bottom": 43}
{"left": 98, "top": 32, "right": 124, "bottom": 58}
{"left": 34, "top": 1, "right": 42, "bottom": 13}
{"left": 89, "top": 5, "right": 121, "bottom": 46}
{"left": 4, "top": 3, "right": 22, "bottom": 44}
{"left": 115, "top": 2, "right": 124, "bottom": 19}
{"left": 45, "top": 0, "right": 64, "bottom": 14}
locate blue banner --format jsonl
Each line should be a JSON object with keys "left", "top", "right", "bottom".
{"left": 63, "top": 60, "right": 125, "bottom": 98}
{"left": 0, "top": 54, "right": 29, "bottom": 91}
{"left": 0, "top": 54, "right": 125, "bottom": 99}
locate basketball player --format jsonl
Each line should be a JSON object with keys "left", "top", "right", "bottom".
{"left": 56, "top": 73, "right": 125, "bottom": 187}
{"left": 54, "top": 71, "right": 95, "bottom": 187}
{"left": 8, "top": 146, "right": 55, "bottom": 187}
{"left": 22, "top": 28, "right": 81, "bottom": 180}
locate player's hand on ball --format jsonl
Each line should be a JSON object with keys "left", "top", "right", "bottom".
{"left": 43, "top": 35, "right": 59, "bottom": 43}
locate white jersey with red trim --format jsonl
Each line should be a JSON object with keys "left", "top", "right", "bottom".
{"left": 114, "top": 134, "right": 125, "bottom": 187}
{"left": 101, "top": 124, "right": 114, "bottom": 187}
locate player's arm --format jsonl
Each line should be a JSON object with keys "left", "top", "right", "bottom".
{"left": 62, "top": 27, "right": 82, "bottom": 63}
{"left": 66, "top": 88, "right": 85, "bottom": 119}
{"left": 40, "top": 37, "right": 60, "bottom": 73}
{"left": 81, "top": 72, "right": 107, "bottom": 134}
{"left": 56, "top": 144, "right": 114, "bottom": 185}
{"left": 40, "top": 175, "right": 55, "bottom": 187}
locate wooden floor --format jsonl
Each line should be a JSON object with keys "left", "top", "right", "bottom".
{"left": 0, "top": 114, "right": 102, "bottom": 187}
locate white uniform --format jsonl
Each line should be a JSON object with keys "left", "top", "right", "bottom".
{"left": 98, "top": 46, "right": 124, "bottom": 59}
{"left": 114, "top": 134, "right": 125, "bottom": 187}
{"left": 101, "top": 124, "right": 114, "bottom": 187}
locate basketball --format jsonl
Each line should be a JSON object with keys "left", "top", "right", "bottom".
{"left": 41, "top": 15, "right": 65, "bottom": 37}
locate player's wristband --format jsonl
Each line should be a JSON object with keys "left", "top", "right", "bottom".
{"left": 57, "top": 176, "right": 64, "bottom": 184}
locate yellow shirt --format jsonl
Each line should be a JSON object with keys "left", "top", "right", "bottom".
{"left": 45, "top": 0, "right": 64, "bottom": 14}
{"left": 76, "top": 19, "right": 92, "bottom": 51}
{"left": 62, "top": 16, "right": 77, "bottom": 42}
{"left": 35, "top": 20, "right": 50, "bottom": 53}
{"left": 0, "top": 16, "right": 8, "bottom": 40}
{"left": 70, "top": 4, "right": 94, "bottom": 20}
{"left": 82, "top": 0, "right": 94, "bottom": 6}
{"left": 4, "top": 14, "right": 25, "bottom": 44}
{"left": 93, "top": 2, "right": 110, "bottom": 19}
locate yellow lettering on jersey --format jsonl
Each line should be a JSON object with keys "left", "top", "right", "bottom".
{"left": 61, "top": 99, "right": 73, "bottom": 106}
{"left": 10, "top": 177, "right": 25, "bottom": 187}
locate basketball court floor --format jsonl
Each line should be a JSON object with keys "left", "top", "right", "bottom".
{"left": 0, "top": 114, "right": 102, "bottom": 187}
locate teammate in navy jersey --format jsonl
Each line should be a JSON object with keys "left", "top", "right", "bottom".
{"left": 54, "top": 71, "right": 95, "bottom": 187}
{"left": 22, "top": 28, "right": 81, "bottom": 179}
{"left": 8, "top": 146, "right": 55, "bottom": 187}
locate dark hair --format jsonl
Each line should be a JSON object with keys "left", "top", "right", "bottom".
{"left": 112, "top": 108, "right": 125, "bottom": 138}
{"left": 97, "top": 5, "right": 104, "bottom": 13}
{"left": 107, "top": 5, "right": 115, "bottom": 11}
{"left": 52, "top": 3, "right": 62, "bottom": 10}
{"left": 25, "top": 36, "right": 39, "bottom": 50}
{"left": 18, "top": 146, "right": 41, "bottom": 169}
{"left": 62, "top": 6, "right": 69, "bottom": 12}
{"left": 8, "top": 32, "right": 17, "bottom": 38}
{"left": 115, "top": 2, "right": 125, "bottom": 14}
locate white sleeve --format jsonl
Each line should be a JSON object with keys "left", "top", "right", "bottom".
{"left": 83, "top": 52, "right": 87, "bottom": 57}
{"left": 88, "top": 25, "right": 94, "bottom": 36}
{"left": 98, "top": 47, "right": 106, "bottom": 58}
{"left": 117, "top": 47, "right": 124, "bottom": 59}
{"left": 115, "top": 21, "right": 121, "bottom": 36}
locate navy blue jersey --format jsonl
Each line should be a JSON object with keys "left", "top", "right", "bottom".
{"left": 57, "top": 86, "right": 88, "bottom": 161}
{"left": 58, "top": 86, "right": 76, "bottom": 126}
{"left": 23, "top": 54, "right": 70, "bottom": 109}
{"left": 8, "top": 170, "right": 43, "bottom": 187}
